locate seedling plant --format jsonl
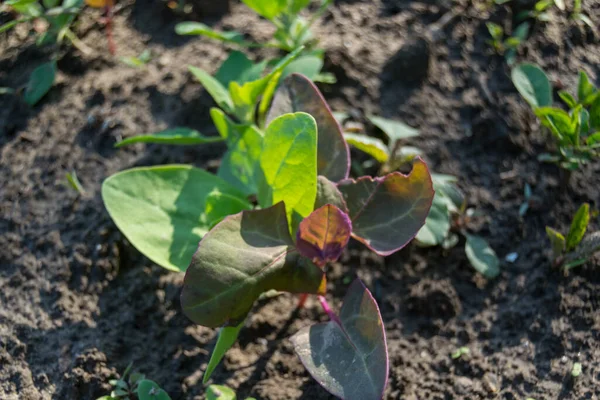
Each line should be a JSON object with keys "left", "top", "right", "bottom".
{"left": 415, "top": 174, "right": 500, "bottom": 279}
{"left": 546, "top": 203, "right": 600, "bottom": 271}
{"left": 486, "top": 21, "right": 530, "bottom": 65}
{"left": 175, "top": 0, "right": 334, "bottom": 82}
{"left": 102, "top": 71, "right": 435, "bottom": 398}
{"left": 512, "top": 64, "right": 600, "bottom": 172}
{"left": 96, "top": 363, "right": 171, "bottom": 400}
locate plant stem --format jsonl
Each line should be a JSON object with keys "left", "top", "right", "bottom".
{"left": 318, "top": 295, "right": 341, "bottom": 325}
{"left": 64, "top": 28, "right": 92, "bottom": 55}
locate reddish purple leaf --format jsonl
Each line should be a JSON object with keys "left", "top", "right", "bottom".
{"left": 337, "top": 158, "right": 434, "bottom": 256}
{"left": 296, "top": 205, "right": 352, "bottom": 266}
{"left": 266, "top": 73, "right": 350, "bottom": 182}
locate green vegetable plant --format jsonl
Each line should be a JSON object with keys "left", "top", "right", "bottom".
{"left": 546, "top": 203, "right": 600, "bottom": 271}
{"left": 174, "top": 0, "right": 334, "bottom": 82}
{"left": 415, "top": 174, "right": 500, "bottom": 279}
{"left": 102, "top": 72, "right": 435, "bottom": 398}
{"left": 96, "top": 363, "right": 171, "bottom": 400}
{"left": 512, "top": 63, "right": 600, "bottom": 173}
{"left": 0, "top": 0, "right": 89, "bottom": 105}
{"left": 486, "top": 21, "right": 530, "bottom": 65}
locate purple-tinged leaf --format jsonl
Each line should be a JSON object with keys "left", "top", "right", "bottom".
{"left": 337, "top": 158, "right": 434, "bottom": 256}
{"left": 181, "top": 202, "right": 326, "bottom": 328}
{"left": 296, "top": 205, "right": 352, "bottom": 266}
{"left": 290, "top": 279, "right": 389, "bottom": 400}
{"left": 266, "top": 73, "right": 350, "bottom": 182}
{"left": 315, "top": 176, "right": 348, "bottom": 212}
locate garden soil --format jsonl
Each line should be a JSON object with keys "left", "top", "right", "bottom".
{"left": 1, "top": 0, "right": 600, "bottom": 399}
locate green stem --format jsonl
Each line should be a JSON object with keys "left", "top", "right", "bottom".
{"left": 63, "top": 28, "right": 92, "bottom": 55}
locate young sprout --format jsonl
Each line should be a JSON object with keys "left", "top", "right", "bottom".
{"left": 451, "top": 346, "right": 470, "bottom": 360}
{"left": 120, "top": 49, "right": 152, "bottom": 69}
{"left": 486, "top": 21, "right": 530, "bottom": 65}
{"left": 570, "top": 0, "right": 595, "bottom": 30}
{"left": 65, "top": 169, "right": 86, "bottom": 196}
{"left": 571, "top": 362, "right": 582, "bottom": 378}
{"left": 96, "top": 363, "right": 171, "bottom": 400}
{"left": 206, "top": 385, "right": 256, "bottom": 400}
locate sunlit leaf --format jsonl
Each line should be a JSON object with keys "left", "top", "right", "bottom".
{"left": 24, "top": 61, "right": 56, "bottom": 106}
{"left": 337, "top": 158, "right": 434, "bottom": 255}
{"left": 296, "top": 205, "right": 352, "bottom": 265}
{"left": 511, "top": 63, "right": 552, "bottom": 108}
{"left": 189, "top": 66, "right": 234, "bottom": 113}
{"left": 181, "top": 203, "right": 326, "bottom": 327}
{"left": 291, "top": 279, "right": 388, "bottom": 400}
{"left": 546, "top": 226, "right": 566, "bottom": 259}
{"left": 115, "top": 128, "right": 224, "bottom": 147}
{"left": 102, "top": 165, "right": 252, "bottom": 272}
{"left": 258, "top": 112, "right": 317, "bottom": 234}
{"left": 464, "top": 234, "right": 500, "bottom": 279}
{"left": 267, "top": 73, "right": 350, "bottom": 181}
{"left": 242, "top": 0, "right": 287, "bottom": 20}
{"left": 566, "top": 203, "right": 589, "bottom": 251}
{"left": 175, "top": 22, "right": 245, "bottom": 44}
{"left": 415, "top": 194, "right": 450, "bottom": 247}
{"left": 203, "top": 320, "right": 244, "bottom": 384}
{"left": 344, "top": 133, "right": 390, "bottom": 163}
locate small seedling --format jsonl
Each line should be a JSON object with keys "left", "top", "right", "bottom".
{"left": 570, "top": 0, "right": 595, "bottom": 30}
{"left": 571, "top": 362, "right": 582, "bottom": 377}
{"left": 120, "top": 49, "right": 152, "bottom": 68}
{"left": 174, "top": 0, "right": 334, "bottom": 82}
{"left": 516, "top": 0, "right": 558, "bottom": 22}
{"left": 96, "top": 363, "right": 171, "bottom": 400}
{"left": 416, "top": 174, "right": 500, "bottom": 279}
{"left": 451, "top": 346, "right": 470, "bottom": 360}
{"left": 486, "top": 21, "right": 530, "bottom": 65}
{"left": 546, "top": 203, "right": 600, "bottom": 270}
{"left": 102, "top": 73, "right": 435, "bottom": 399}
{"left": 512, "top": 64, "right": 600, "bottom": 173}
{"left": 206, "top": 385, "right": 256, "bottom": 400}
{"left": 65, "top": 169, "right": 86, "bottom": 195}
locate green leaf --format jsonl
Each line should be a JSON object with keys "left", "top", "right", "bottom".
{"left": 566, "top": 203, "right": 589, "bottom": 251}
{"left": 203, "top": 320, "right": 244, "bottom": 384}
{"left": 511, "top": 63, "right": 552, "bottom": 108}
{"left": 206, "top": 385, "right": 236, "bottom": 400}
{"left": 137, "top": 380, "right": 171, "bottom": 400}
{"left": 290, "top": 279, "right": 389, "bottom": 400}
{"left": 546, "top": 226, "right": 566, "bottom": 259}
{"left": 563, "top": 231, "right": 600, "bottom": 269}
{"left": 577, "top": 71, "right": 597, "bottom": 105}
{"left": 589, "top": 95, "right": 600, "bottom": 130}
{"left": 102, "top": 165, "right": 252, "bottom": 272}
{"left": 415, "top": 193, "right": 451, "bottom": 247}
{"left": 189, "top": 66, "right": 234, "bottom": 114}
{"left": 486, "top": 22, "right": 503, "bottom": 40}
{"left": 558, "top": 90, "right": 577, "bottom": 108}
{"left": 281, "top": 55, "right": 324, "bottom": 81}
{"left": 367, "top": 115, "right": 419, "bottom": 147}
{"left": 24, "top": 61, "right": 56, "bottom": 106}
{"left": 288, "top": 0, "right": 312, "bottom": 13}
{"left": 266, "top": 73, "right": 350, "bottom": 181}
{"left": 175, "top": 22, "right": 245, "bottom": 44}
{"left": 115, "top": 128, "right": 224, "bottom": 147}
{"left": 242, "top": 0, "right": 287, "bottom": 20}
{"left": 0, "top": 19, "right": 25, "bottom": 33}
{"left": 258, "top": 112, "right": 318, "bottom": 234}
{"left": 337, "top": 158, "right": 434, "bottom": 255}
{"left": 586, "top": 132, "right": 600, "bottom": 145}
{"left": 211, "top": 108, "right": 263, "bottom": 195}
{"left": 535, "top": 107, "right": 576, "bottom": 141}
{"left": 464, "top": 234, "right": 500, "bottom": 279}
{"left": 65, "top": 170, "right": 86, "bottom": 195}
{"left": 314, "top": 175, "right": 348, "bottom": 212}
{"left": 181, "top": 202, "right": 326, "bottom": 327}
{"left": 343, "top": 133, "right": 389, "bottom": 163}
{"left": 512, "top": 22, "right": 530, "bottom": 41}
{"left": 215, "top": 51, "right": 267, "bottom": 88}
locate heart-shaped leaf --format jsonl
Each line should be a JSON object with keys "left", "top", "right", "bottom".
{"left": 102, "top": 165, "right": 252, "bottom": 272}
{"left": 211, "top": 108, "right": 263, "bottom": 195}
{"left": 314, "top": 176, "right": 348, "bottom": 212}
{"left": 137, "top": 380, "right": 171, "bottom": 400}
{"left": 267, "top": 73, "right": 350, "bottom": 182}
{"left": 291, "top": 279, "right": 389, "bottom": 400}
{"left": 337, "top": 158, "right": 434, "bottom": 255}
{"left": 181, "top": 202, "right": 326, "bottom": 328}
{"left": 115, "top": 127, "right": 224, "bottom": 147}
{"left": 258, "top": 112, "right": 317, "bottom": 234}
{"left": 24, "top": 61, "right": 56, "bottom": 106}
{"left": 464, "top": 234, "right": 500, "bottom": 279}
{"left": 296, "top": 205, "right": 352, "bottom": 266}
{"left": 203, "top": 320, "right": 244, "bottom": 384}
{"left": 511, "top": 63, "right": 552, "bottom": 108}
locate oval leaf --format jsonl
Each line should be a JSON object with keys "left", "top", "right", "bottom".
{"left": 203, "top": 320, "right": 244, "bottom": 384}
{"left": 266, "top": 73, "right": 350, "bottom": 182}
{"left": 511, "top": 63, "right": 552, "bottom": 108}
{"left": 258, "top": 112, "right": 317, "bottom": 234}
{"left": 464, "top": 234, "right": 500, "bottom": 279}
{"left": 367, "top": 115, "right": 419, "bottom": 146}
{"left": 115, "top": 128, "right": 224, "bottom": 147}
{"left": 137, "top": 380, "right": 171, "bottom": 400}
{"left": 344, "top": 133, "right": 390, "bottom": 163}
{"left": 415, "top": 194, "right": 450, "bottom": 247}
{"left": 24, "top": 61, "right": 56, "bottom": 106}
{"left": 566, "top": 203, "right": 590, "bottom": 252}
{"left": 337, "top": 158, "right": 434, "bottom": 255}
{"left": 102, "top": 165, "right": 252, "bottom": 272}
{"left": 296, "top": 205, "right": 352, "bottom": 265}
{"left": 291, "top": 279, "right": 389, "bottom": 400}
{"left": 181, "top": 202, "right": 326, "bottom": 328}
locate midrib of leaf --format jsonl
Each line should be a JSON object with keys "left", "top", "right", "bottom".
{"left": 347, "top": 179, "right": 381, "bottom": 223}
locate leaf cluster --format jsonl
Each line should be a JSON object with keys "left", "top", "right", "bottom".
{"left": 486, "top": 21, "right": 529, "bottom": 65}
{"left": 415, "top": 174, "right": 500, "bottom": 279}
{"left": 512, "top": 64, "right": 600, "bottom": 171}
{"left": 96, "top": 364, "right": 171, "bottom": 400}
{"left": 546, "top": 203, "right": 600, "bottom": 270}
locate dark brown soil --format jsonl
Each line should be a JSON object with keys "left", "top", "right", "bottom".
{"left": 2, "top": 1, "right": 600, "bottom": 399}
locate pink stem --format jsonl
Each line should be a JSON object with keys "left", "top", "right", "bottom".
{"left": 318, "top": 295, "right": 341, "bottom": 325}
